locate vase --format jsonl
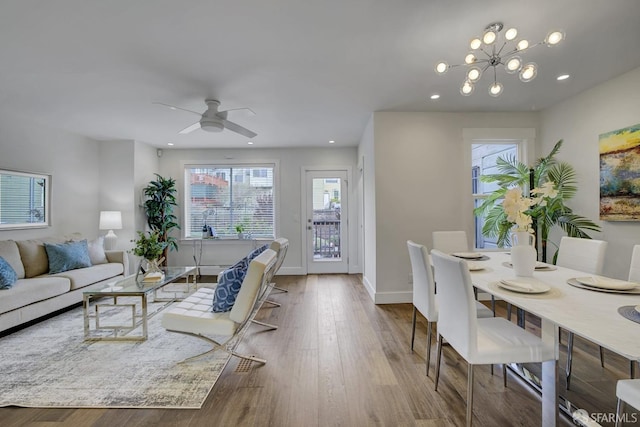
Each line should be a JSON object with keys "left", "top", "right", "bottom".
{"left": 145, "top": 258, "right": 162, "bottom": 273}
{"left": 510, "top": 231, "right": 536, "bottom": 277}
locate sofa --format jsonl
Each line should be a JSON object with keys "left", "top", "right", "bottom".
{"left": 0, "top": 236, "right": 128, "bottom": 334}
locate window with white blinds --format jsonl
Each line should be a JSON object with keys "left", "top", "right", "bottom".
{"left": 184, "top": 164, "right": 275, "bottom": 239}
{"left": 0, "top": 169, "right": 50, "bottom": 229}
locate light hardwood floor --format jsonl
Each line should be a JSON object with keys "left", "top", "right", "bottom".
{"left": 0, "top": 274, "right": 635, "bottom": 426}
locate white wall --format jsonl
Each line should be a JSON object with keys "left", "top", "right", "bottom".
{"left": 369, "top": 111, "right": 539, "bottom": 303}
{"left": 540, "top": 66, "right": 640, "bottom": 279}
{"left": 357, "top": 116, "right": 376, "bottom": 300}
{"left": 156, "top": 146, "right": 358, "bottom": 275}
{"left": 0, "top": 113, "right": 101, "bottom": 240}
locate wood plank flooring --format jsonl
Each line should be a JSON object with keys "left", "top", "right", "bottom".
{"left": 0, "top": 274, "right": 636, "bottom": 426}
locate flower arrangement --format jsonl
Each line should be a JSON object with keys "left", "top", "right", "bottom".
{"left": 130, "top": 230, "right": 167, "bottom": 261}
{"left": 502, "top": 182, "right": 559, "bottom": 233}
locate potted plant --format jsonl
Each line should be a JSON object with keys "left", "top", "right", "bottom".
{"left": 474, "top": 139, "right": 600, "bottom": 262}
{"left": 143, "top": 174, "right": 180, "bottom": 265}
{"left": 235, "top": 223, "right": 245, "bottom": 239}
{"left": 130, "top": 230, "right": 167, "bottom": 273}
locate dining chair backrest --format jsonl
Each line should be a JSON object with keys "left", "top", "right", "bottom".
{"left": 629, "top": 245, "right": 640, "bottom": 283}
{"left": 431, "top": 249, "right": 477, "bottom": 359}
{"left": 556, "top": 236, "right": 607, "bottom": 275}
{"left": 432, "top": 231, "right": 469, "bottom": 254}
{"left": 407, "top": 240, "right": 437, "bottom": 321}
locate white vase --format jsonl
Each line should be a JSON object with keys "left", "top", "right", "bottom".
{"left": 511, "top": 231, "right": 536, "bottom": 277}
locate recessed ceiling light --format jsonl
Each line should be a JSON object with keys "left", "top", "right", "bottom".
{"left": 167, "top": 142, "right": 174, "bottom": 146}
{"left": 247, "top": 141, "right": 254, "bottom": 145}
{"left": 329, "top": 140, "right": 335, "bottom": 144}
{"left": 557, "top": 74, "right": 570, "bottom": 81}
{"left": 430, "top": 94, "right": 440, "bottom": 100}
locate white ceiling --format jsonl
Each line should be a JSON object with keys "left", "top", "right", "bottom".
{"left": 1, "top": 0, "right": 640, "bottom": 149}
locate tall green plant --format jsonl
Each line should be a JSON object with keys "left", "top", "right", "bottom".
{"left": 143, "top": 174, "right": 179, "bottom": 264}
{"left": 473, "top": 140, "right": 600, "bottom": 262}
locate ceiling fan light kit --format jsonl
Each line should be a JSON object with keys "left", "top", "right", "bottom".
{"left": 435, "top": 21, "right": 565, "bottom": 97}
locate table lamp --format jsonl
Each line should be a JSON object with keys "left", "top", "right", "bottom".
{"left": 99, "top": 211, "right": 122, "bottom": 250}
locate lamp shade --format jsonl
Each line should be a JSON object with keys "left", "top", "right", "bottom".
{"left": 99, "top": 211, "right": 122, "bottom": 230}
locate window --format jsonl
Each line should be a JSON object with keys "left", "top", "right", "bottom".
{"left": 0, "top": 169, "right": 50, "bottom": 230}
{"left": 472, "top": 142, "right": 519, "bottom": 248}
{"left": 184, "top": 164, "right": 275, "bottom": 239}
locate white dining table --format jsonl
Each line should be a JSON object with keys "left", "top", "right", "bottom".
{"left": 467, "top": 251, "right": 640, "bottom": 426}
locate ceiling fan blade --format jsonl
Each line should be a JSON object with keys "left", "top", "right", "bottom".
{"left": 153, "top": 102, "right": 201, "bottom": 116}
{"left": 178, "top": 122, "right": 201, "bottom": 134}
{"left": 221, "top": 119, "right": 257, "bottom": 138}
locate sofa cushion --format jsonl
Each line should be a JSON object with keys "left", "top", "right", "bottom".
{"left": 44, "top": 240, "right": 92, "bottom": 274}
{"left": 87, "top": 236, "right": 108, "bottom": 265}
{"left": 0, "top": 240, "right": 25, "bottom": 279}
{"left": 0, "top": 277, "right": 71, "bottom": 315}
{"left": 0, "top": 256, "right": 18, "bottom": 289}
{"left": 16, "top": 237, "right": 65, "bottom": 278}
{"left": 48, "top": 263, "right": 124, "bottom": 291}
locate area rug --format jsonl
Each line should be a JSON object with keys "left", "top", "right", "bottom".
{"left": 0, "top": 286, "right": 240, "bottom": 409}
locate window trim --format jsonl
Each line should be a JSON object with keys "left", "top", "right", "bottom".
{"left": 181, "top": 160, "right": 279, "bottom": 240}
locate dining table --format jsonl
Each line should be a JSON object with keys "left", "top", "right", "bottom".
{"left": 462, "top": 250, "right": 640, "bottom": 426}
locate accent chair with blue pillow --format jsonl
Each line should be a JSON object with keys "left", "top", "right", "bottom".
{"left": 212, "top": 260, "right": 248, "bottom": 312}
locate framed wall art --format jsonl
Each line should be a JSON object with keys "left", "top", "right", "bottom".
{"left": 600, "top": 123, "right": 640, "bottom": 221}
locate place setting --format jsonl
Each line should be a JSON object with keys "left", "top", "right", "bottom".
{"left": 501, "top": 260, "right": 557, "bottom": 271}
{"left": 451, "top": 251, "right": 491, "bottom": 261}
{"left": 617, "top": 305, "right": 640, "bottom": 324}
{"left": 488, "top": 276, "right": 562, "bottom": 298}
{"left": 566, "top": 276, "right": 640, "bottom": 294}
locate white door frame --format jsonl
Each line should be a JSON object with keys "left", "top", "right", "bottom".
{"left": 301, "top": 166, "right": 352, "bottom": 274}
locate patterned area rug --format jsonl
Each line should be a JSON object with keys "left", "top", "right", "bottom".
{"left": 0, "top": 285, "right": 235, "bottom": 409}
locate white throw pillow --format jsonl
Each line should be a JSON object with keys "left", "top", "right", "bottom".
{"left": 87, "top": 236, "right": 108, "bottom": 265}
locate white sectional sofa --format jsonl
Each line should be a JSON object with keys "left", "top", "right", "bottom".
{"left": 0, "top": 237, "right": 128, "bottom": 334}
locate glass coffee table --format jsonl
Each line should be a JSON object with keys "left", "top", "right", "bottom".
{"left": 83, "top": 266, "right": 196, "bottom": 341}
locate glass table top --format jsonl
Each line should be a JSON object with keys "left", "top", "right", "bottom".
{"left": 85, "top": 267, "right": 195, "bottom": 295}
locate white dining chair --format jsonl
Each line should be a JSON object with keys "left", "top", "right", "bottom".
{"left": 628, "top": 245, "right": 640, "bottom": 283}
{"left": 556, "top": 236, "right": 608, "bottom": 389}
{"left": 407, "top": 241, "right": 493, "bottom": 377}
{"left": 431, "top": 250, "right": 556, "bottom": 427}
{"left": 432, "top": 230, "right": 497, "bottom": 316}
{"left": 616, "top": 379, "right": 640, "bottom": 427}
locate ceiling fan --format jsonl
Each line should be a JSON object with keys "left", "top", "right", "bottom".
{"left": 155, "top": 99, "right": 257, "bottom": 138}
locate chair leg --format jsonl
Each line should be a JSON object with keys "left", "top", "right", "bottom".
{"left": 507, "top": 303, "right": 512, "bottom": 321}
{"left": 600, "top": 346, "right": 605, "bottom": 368}
{"left": 490, "top": 296, "right": 496, "bottom": 317}
{"left": 503, "top": 364, "right": 508, "bottom": 388}
{"left": 411, "top": 306, "right": 417, "bottom": 352}
{"left": 566, "top": 332, "right": 574, "bottom": 390}
{"left": 615, "top": 398, "right": 624, "bottom": 427}
{"left": 426, "top": 321, "right": 433, "bottom": 377}
{"left": 263, "top": 299, "right": 281, "bottom": 307}
{"left": 631, "top": 360, "right": 636, "bottom": 379}
{"left": 434, "top": 334, "right": 443, "bottom": 391}
{"left": 467, "top": 364, "right": 474, "bottom": 427}
{"left": 251, "top": 319, "right": 278, "bottom": 330}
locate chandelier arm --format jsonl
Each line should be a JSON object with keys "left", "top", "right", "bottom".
{"left": 493, "top": 66, "right": 498, "bottom": 84}
{"left": 496, "top": 41, "right": 508, "bottom": 56}
{"left": 478, "top": 47, "right": 492, "bottom": 59}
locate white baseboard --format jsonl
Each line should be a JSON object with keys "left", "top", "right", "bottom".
{"left": 198, "top": 265, "right": 304, "bottom": 276}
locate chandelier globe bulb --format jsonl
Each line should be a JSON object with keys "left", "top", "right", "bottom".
{"left": 545, "top": 30, "right": 565, "bottom": 46}
{"left": 519, "top": 63, "right": 538, "bottom": 82}
{"left": 505, "top": 27, "right": 518, "bottom": 41}
{"left": 435, "top": 61, "right": 448, "bottom": 74}
{"left": 469, "top": 38, "right": 482, "bottom": 50}
{"left": 489, "top": 82, "right": 503, "bottom": 97}
{"left": 460, "top": 80, "right": 474, "bottom": 96}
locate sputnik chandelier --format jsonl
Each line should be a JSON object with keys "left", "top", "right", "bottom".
{"left": 435, "top": 22, "right": 565, "bottom": 97}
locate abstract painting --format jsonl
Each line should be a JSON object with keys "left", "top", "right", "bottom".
{"left": 600, "top": 123, "right": 640, "bottom": 220}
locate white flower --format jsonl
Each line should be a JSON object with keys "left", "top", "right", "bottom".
{"left": 531, "top": 181, "right": 558, "bottom": 207}
{"left": 502, "top": 187, "right": 535, "bottom": 232}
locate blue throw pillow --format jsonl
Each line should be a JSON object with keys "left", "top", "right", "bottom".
{"left": 44, "top": 240, "right": 92, "bottom": 274}
{"left": 212, "top": 265, "right": 247, "bottom": 312}
{"left": 247, "top": 244, "right": 269, "bottom": 262}
{"left": 0, "top": 256, "right": 18, "bottom": 289}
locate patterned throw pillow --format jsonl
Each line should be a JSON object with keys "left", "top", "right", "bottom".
{"left": 0, "top": 256, "right": 18, "bottom": 289}
{"left": 44, "top": 240, "right": 92, "bottom": 274}
{"left": 212, "top": 264, "right": 247, "bottom": 313}
{"left": 247, "top": 244, "right": 269, "bottom": 262}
